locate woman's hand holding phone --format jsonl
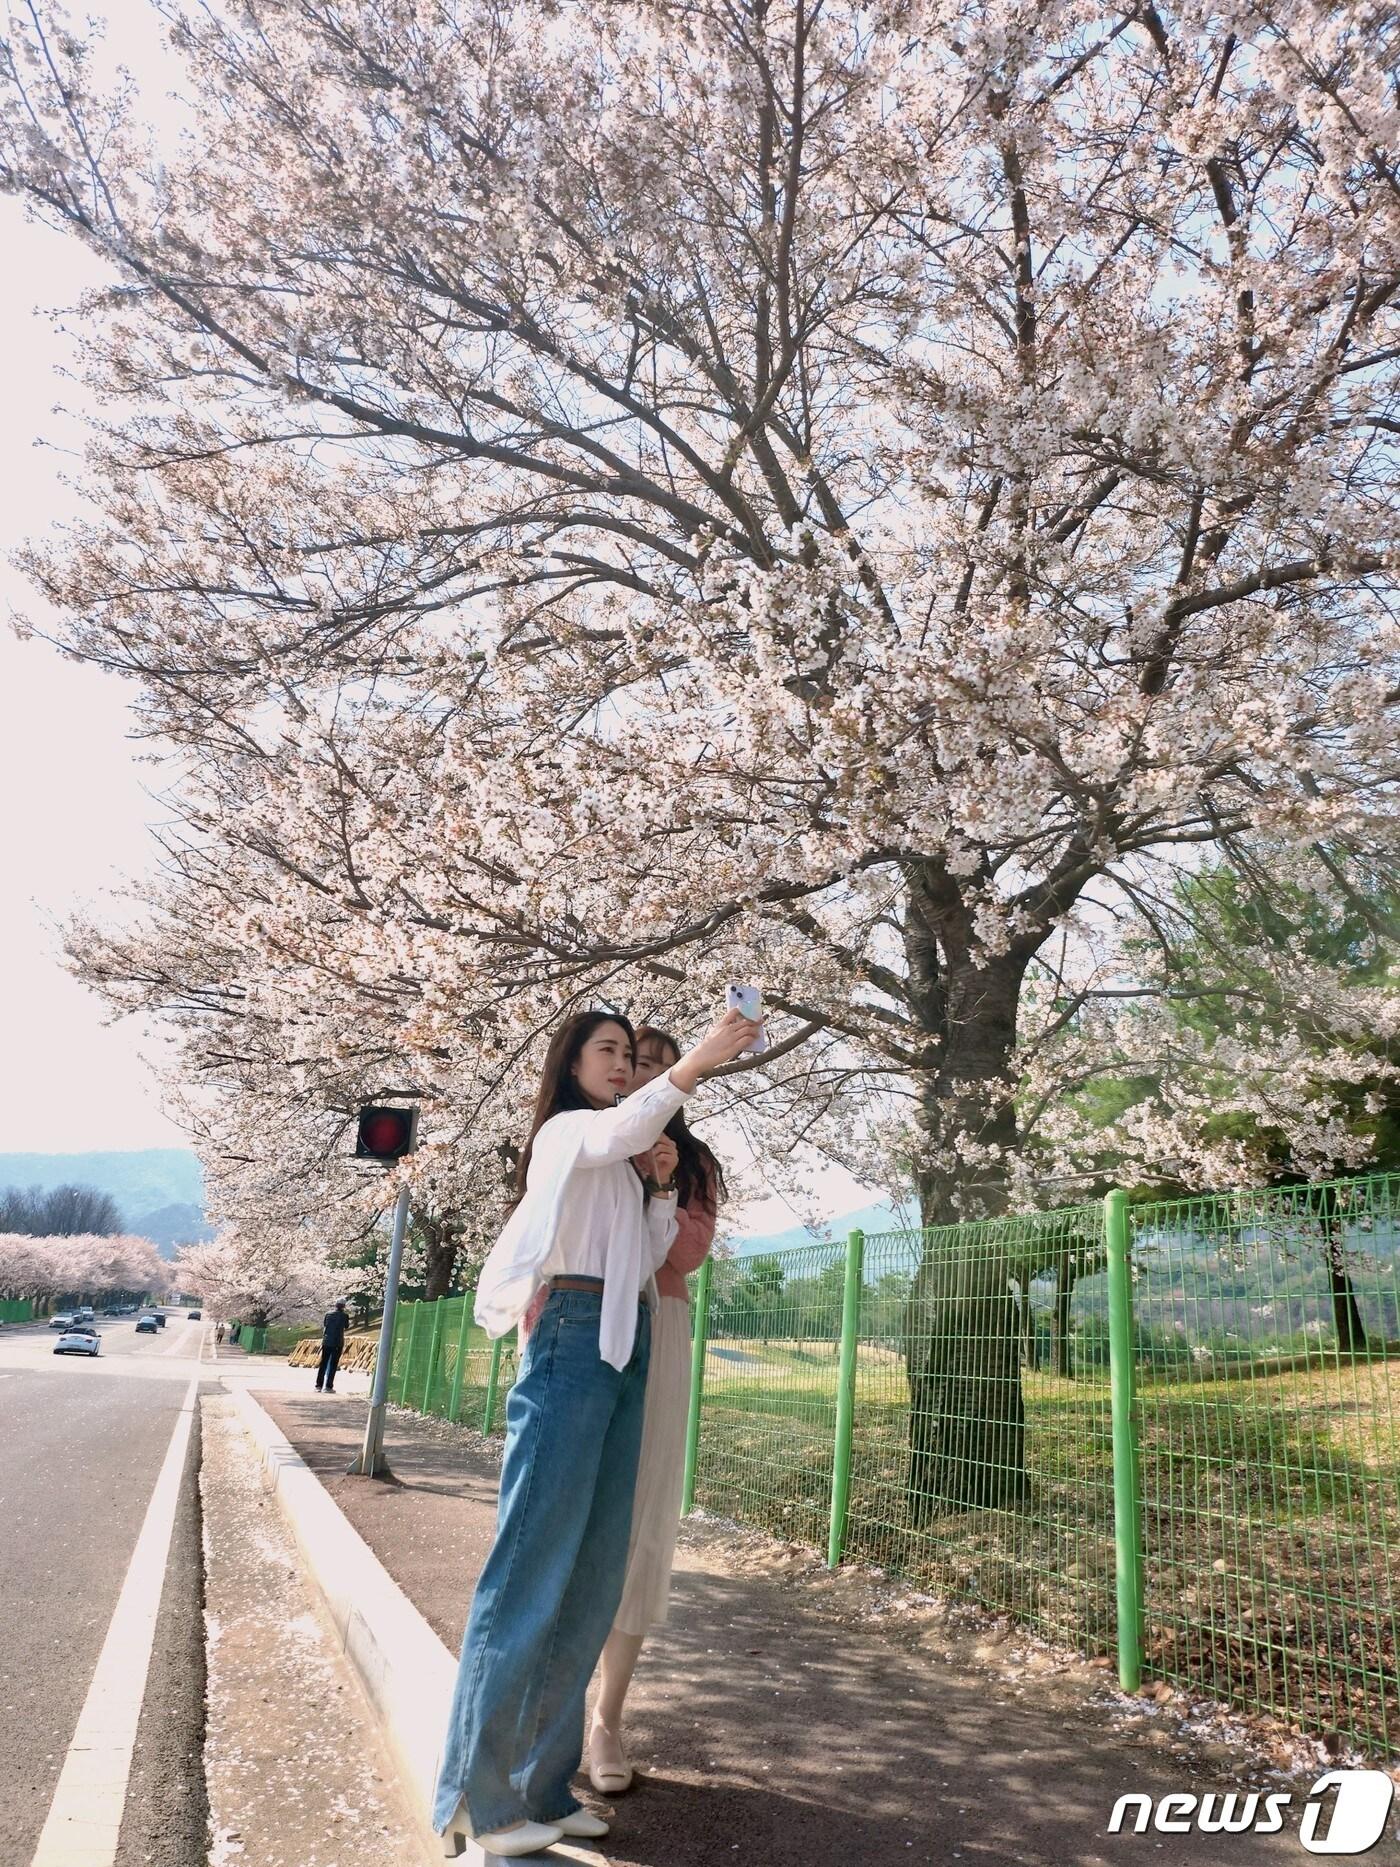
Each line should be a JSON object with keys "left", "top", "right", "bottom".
{"left": 725, "top": 983, "right": 768, "bottom": 1054}
{"left": 668, "top": 1009, "right": 763, "bottom": 1092}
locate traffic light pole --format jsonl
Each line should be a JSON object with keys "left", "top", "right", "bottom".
{"left": 348, "top": 1181, "right": 411, "bottom": 1478}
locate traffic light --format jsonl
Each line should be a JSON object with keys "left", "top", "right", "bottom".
{"left": 354, "top": 1104, "right": 419, "bottom": 1163}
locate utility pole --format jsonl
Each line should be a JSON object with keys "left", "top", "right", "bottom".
{"left": 347, "top": 1103, "right": 418, "bottom": 1478}
{"left": 348, "top": 1181, "right": 411, "bottom": 1477}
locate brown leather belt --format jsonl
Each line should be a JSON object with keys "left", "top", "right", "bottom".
{"left": 547, "top": 1275, "right": 644, "bottom": 1303}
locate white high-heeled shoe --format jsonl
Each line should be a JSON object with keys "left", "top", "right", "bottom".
{"left": 587, "top": 1721, "right": 633, "bottom": 1795}
{"left": 552, "top": 1810, "right": 610, "bottom": 1838}
{"left": 439, "top": 1804, "right": 564, "bottom": 1858}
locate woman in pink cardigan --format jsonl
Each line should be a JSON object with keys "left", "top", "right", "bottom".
{"left": 520, "top": 1022, "right": 723, "bottom": 1796}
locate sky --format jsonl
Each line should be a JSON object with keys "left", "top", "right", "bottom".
{"left": 0, "top": 14, "right": 880, "bottom": 1235}
{"left": 1, "top": 4, "right": 198, "bottom": 1157}
{"left": 0, "top": 203, "right": 190, "bottom": 1153}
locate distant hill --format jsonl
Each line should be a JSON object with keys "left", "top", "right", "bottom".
{"left": 0, "top": 1149, "right": 214, "bottom": 1257}
{"left": 131, "top": 1201, "right": 214, "bottom": 1252}
{"left": 724, "top": 1196, "right": 916, "bottom": 1258}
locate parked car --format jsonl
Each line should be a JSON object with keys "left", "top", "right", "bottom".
{"left": 135, "top": 1316, "right": 159, "bottom": 1335}
{"left": 48, "top": 1313, "right": 76, "bottom": 1330}
{"left": 74, "top": 1306, "right": 95, "bottom": 1322}
{"left": 187, "top": 1309, "right": 202, "bottom": 1320}
{"left": 54, "top": 1328, "right": 100, "bottom": 1357}
{"left": 154, "top": 1312, "right": 167, "bottom": 1328}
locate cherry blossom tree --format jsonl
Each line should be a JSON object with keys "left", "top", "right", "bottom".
{"left": 173, "top": 1232, "right": 345, "bottom": 1329}
{"left": 1024, "top": 860, "right": 1400, "bottom": 1358}
{"left": 0, "top": 1236, "right": 54, "bottom": 1309}
{"left": 0, "top": 1233, "right": 169, "bottom": 1310}
{"left": 4, "top": 0, "right": 1397, "bottom": 1509}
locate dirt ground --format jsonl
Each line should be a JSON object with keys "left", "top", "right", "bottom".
{"left": 256, "top": 1392, "right": 1400, "bottom": 1867}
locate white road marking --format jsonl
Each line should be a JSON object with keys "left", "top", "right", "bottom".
{"left": 29, "top": 1374, "right": 199, "bottom": 1867}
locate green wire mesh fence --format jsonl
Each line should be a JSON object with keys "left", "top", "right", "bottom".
{"left": 389, "top": 1294, "right": 518, "bottom": 1429}
{"left": 384, "top": 1171, "right": 1400, "bottom": 1758}
{"left": 690, "top": 1236, "right": 849, "bottom": 1551}
{"left": 844, "top": 1204, "right": 1119, "bottom": 1657}
{"left": 1127, "top": 1176, "right": 1400, "bottom": 1758}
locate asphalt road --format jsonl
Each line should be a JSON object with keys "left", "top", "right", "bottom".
{"left": 0, "top": 1311, "right": 213, "bottom": 1867}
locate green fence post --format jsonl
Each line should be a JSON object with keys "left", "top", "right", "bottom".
{"left": 1105, "top": 1188, "right": 1145, "bottom": 1693}
{"left": 827, "top": 1229, "right": 865, "bottom": 1569}
{"left": 448, "top": 1296, "right": 472, "bottom": 1424}
{"left": 482, "top": 1335, "right": 505, "bottom": 1434}
{"left": 397, "top": 1300, "right": 422, "bottom": 1407}
{"left": 421, "top": 1297, "right": 446, "bottom": 1416}
{"left": 681, "top": 1255, "right": 714, "bottom": 1515}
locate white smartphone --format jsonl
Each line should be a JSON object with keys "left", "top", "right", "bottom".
{"left": 725, "top": 982, "right": 769, "bottom": 1054}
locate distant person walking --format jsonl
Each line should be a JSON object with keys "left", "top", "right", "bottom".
{"left": 215, "top": 1322, "right": 226, "bottom": 1346}
{"left": 316, "top": 1300, "right": 349, "bottom": 1392}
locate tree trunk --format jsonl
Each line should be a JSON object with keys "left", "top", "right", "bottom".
{"left": 1053, "top": 1250, "right": 1077, "bottom": 1378}
{"left": 423, "top": 1235, "right": 458, "bottom": 1302}
{"left": 419, "top": 1212, "right": 461, "bottom": 1302}
{"left": 1275, "top": 1177, "right": 1368, "bottom": 1354}
{"left": 1013, "top": 1279, "right": 1038, "bottom": 1370}
{"left": 1319, "top": 1185, "right": 1367, "bottom": 1354}
{"left": 900, "top": 887, "right": 1032, "bottom": 1523}
{"left": 906, "top": 1235, "right": 1028, "bottom": 1519}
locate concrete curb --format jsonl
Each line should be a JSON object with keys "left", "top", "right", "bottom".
{"left": 229, "top": 1388, "right": 462, "bottom": 1861}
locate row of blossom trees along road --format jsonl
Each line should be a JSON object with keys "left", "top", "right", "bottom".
{"left": 2, "top": 0, "right": 1396, "bottom": 1513}
{"left": 0, "top": 1235, "right": 170, "bottom": 1313}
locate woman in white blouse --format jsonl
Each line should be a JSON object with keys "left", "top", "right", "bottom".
{"left": 434, "top": 1004, "right": 758, "bottom": 1860}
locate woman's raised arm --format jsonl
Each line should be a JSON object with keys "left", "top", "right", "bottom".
{"left": 539, "top": 1009, "right": 761, "bottom": 1169}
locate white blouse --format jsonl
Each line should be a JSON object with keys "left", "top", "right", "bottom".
{"left": 473, "top": 1070, "right": 687, "bottom": 1369}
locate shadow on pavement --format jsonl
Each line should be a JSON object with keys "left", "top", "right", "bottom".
{"left": 255, "top": 1394, "right": 1336, "bottom": 1867}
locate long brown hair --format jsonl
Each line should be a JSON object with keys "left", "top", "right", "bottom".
{"left": 511, "top": 1011, "right": 638, "bottom": 1205}
{"left": 635, "top": 1025, "right": 727, "bottom": 1212}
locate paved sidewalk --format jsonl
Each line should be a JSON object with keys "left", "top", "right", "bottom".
{"left": 256, "top": 1393, "right": 1397, "bottom": 1867}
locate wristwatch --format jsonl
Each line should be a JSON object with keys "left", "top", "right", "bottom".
{"left": 647, "top": 1177, "right": 677, "bottom": 1197}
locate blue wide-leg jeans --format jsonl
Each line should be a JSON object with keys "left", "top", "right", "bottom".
{"left": 432, "top": 1284, "right": 652, "bottom": 1836}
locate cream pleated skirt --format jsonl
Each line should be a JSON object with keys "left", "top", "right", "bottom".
{"left": 613, "top": 1293, "right": 692, "bottom": 1635}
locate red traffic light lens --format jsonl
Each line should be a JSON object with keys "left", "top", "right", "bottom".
{"left": 354, "top": 1104, "right": 418, "bottom": 1162}
{"left": 364, "top": 1112, "right": 405, "bottom": 1154}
